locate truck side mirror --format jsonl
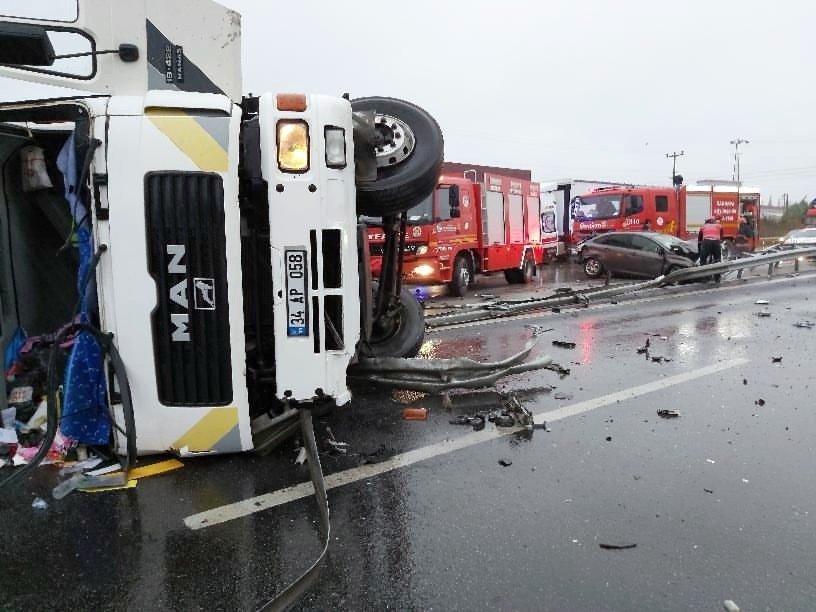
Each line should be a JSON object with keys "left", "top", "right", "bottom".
{"left": 0, "top": 23, "right": 55, "bottom": 66}
{"left": 449, "top": 185, "right": 460, "bottom": 218}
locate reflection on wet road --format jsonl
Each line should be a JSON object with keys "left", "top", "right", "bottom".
{"left": 2, "top": 268, "right": 816, "bottom": 611}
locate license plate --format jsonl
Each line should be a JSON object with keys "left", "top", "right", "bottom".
{"left": 284, "top": 249, "right": 309, "bottom": 337}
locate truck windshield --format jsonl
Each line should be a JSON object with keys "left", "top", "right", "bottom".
{"left": 572, "top": 194, "right": 622, "bottom": 221}
{"left": 405, "top": 192, "right": 433, "bottom": 225}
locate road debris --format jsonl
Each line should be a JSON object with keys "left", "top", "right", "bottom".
{"left": 755, "top": 398, "right": 766, "bottom": 407}
{"left": 657, "top": 409, "right": 680, "bottom": 419}
{"left": 793, "top": 320, "right": 815, "bottom": 329}
{"left": 402, "top": 407, "right": 428, "bottom": 421}
{"left": 704, "top": 488, "right": 714, "bottom": 494}
{"left": 552, "top": 340, "right": 576, "bottom": 349}
{"left": 771, "top": 356, "right": 783, "bottom": 363}
{"left": 650, "top": 355, "right": 672, "bottom": 363}
{"left": 295, "top": 447, "right": 307, "bottom": 465}
{"left": 498, "top": 459, "right": 513, "bottom": 467}
{"left": 31, "top": 496, "right": 48, "bottom": 510}
{"left": 755, "top": 299, "right": 769, "bottom": 305}
{"left": 605, "top": 436, "right": 612, "bottom": 442}
{"left": 723, "top": 600, "right": 740, "bottom": 612}
{"left": 553, "top": 392, "right": 573, "bottom": 401}
{"left": 754, "top": 311, "right": 771, "bottom": 318}
{"left": 599, "top": 542, "right": 637, "bottom": 550}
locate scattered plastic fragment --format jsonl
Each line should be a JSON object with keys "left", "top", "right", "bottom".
{"left": 754, "top": 311, "right": 771, "bottom": 318}
{"left": 755, "top": 299, "right": 769, "bottom": 305}
{"left": 605, "top": 436, "right": 612, "bottom": 442}
{"left": 650, "top": 355, "right": 672, "bottom": 363}
{"left": 402, "top": 407, "right": 428, "bottom": 421}
{"left": 53, "top": 473, "right": 85, "bottom": 500}
{"left": 599, "top": 542, "right": 637, "bottom": 550}
{"left": 295, "top": 447, "right": 307, "bottom": 465}
{"left": 552, "top": 340, "right": 576, "bottom": 349}
{"left": 31, "top": 497, "right": 48, "bottom": 510}
{"left": 793, "top": 321, "right": 815, "bottom": 329}
{"left": 657, "top": 409, "right": 680, "bottom": 419}
{"left": 498, "top": 459, "right": 513, "bottom": 467}
{"left": 704, "top": 488, "right": 714, "bottom": 494}
{"left": 771, "top": 356, "right": 783, "bottom": 363}
{"left": 741, "top": 478, "right": 749, "bottom": 484}
{"left": 755, "top": 398, "right": 765, "bottom": 407}
{"left": 743, "top": 379, "right": 748, "bottom": 385}
{"left": 723, "top": 599, "right": 740, "bottom": 612}
{"left": 706, "top": 458, "right": 716, "bottom": 464}
{"left": 553, "top": 393, "right": 573, "bottom": 401}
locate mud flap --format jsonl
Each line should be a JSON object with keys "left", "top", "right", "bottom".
{"left": 256, "top": 407, "right": 330, "bottom": 611}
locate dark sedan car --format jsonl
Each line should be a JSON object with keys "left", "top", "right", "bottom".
{"left": 579, "top": 231, "right": 698, "bottom": 279}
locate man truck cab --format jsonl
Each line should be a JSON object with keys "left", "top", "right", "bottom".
{"left": 0, "top": 0, "right": 442, "bottom": 459}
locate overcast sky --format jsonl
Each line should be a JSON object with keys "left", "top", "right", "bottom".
{"left": 3, "top": 0, "right": 814, "bottom": 203}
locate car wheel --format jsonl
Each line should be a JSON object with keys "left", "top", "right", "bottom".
{"left": 721, "top": 240, "right": 734, "bottom": 261}
{"left": 351, "top": 97, "right": 444, "bottom": 217}
{"left": 366, "top": 288, "right": 425, "bottom": 358}
{"left": 449, "top": 254, "right": 472, "bottom": 297}
{"left": 583, "top": 256, "right": 604, "bottom": 278}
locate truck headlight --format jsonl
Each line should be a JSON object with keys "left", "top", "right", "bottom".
{"left": 413, "top": 264, "right": 434, "bottom": 276}
{"left": 277, "top": 120, "right": 309, "bottom": 172}
{"left": 324, "top": 126, "right": 346, "bottom": 168}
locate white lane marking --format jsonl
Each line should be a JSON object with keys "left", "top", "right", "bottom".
{"left": 184, "top": 357, "right": 749, "bottom": 530}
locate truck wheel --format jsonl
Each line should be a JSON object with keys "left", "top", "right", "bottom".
{"left": 449, "top": 255, "right": 472, "bottom": 297}
{"left": 520, "top": 255, "right": 535, "bottom": 283}
{"left": 583, "top": 257, "right": 604, "bottom": 278}
{"left": 351, "top": 97, "right": 444, "bottom": 217}
{"left": 367, "top": 288, "right": 425, "bottom": 358}
{"left": 504, "top": 268, "right": 521, "bottom": 284}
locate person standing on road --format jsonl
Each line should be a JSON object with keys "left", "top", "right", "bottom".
{"left": 698, "top": 216, "right": 724, "bottom": 274}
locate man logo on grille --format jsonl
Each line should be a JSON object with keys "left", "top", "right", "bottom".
{"left": 194, "top": 278, "right": 216, "bottom": 310}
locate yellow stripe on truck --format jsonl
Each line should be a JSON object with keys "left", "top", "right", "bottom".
{"left": 147, "top": 109, "right": 228, "bottom": 172}
{"left": 172, "top": 407, "right": 239, "bottom": 453}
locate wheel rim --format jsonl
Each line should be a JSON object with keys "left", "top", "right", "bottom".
{"left": 585, "top": 258, "right": 601, "bottom": 275}
{"left": 372, "top": 114, "right": 416, "bottom": 168}
{"left": 458, "top": 263, "right": 471, "bottom": 288}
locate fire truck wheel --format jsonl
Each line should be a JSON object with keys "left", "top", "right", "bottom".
{"left": 521, "top": 255, "right": 535, "bottom": 283}
{"left": 583, "top": 257, "right": 604, "bottom": 278}
{"left": 367, "top": 288, "right": 425, "bottom": 358}
{"left": 351, "top": 97, "right": 444, "bottom": 217}
{"left": 449, "top": 255, "right": 472, "bottom": 297}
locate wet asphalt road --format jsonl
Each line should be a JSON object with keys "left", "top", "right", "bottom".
{"left": 2, "top": 262, "right": 816, "bottom": 611}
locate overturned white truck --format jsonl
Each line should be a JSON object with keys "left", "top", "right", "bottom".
{"left": 0, "top": 0, "right": 442, "bottom": 462}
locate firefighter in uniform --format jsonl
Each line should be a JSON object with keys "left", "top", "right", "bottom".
{"left": 698, "top": 216, "right": 724, "bottom": 281}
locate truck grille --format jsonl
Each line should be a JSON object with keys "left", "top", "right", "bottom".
{"left": 145, "top": 172, "right": 233, "bottom": 406}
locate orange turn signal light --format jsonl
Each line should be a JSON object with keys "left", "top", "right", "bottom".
{"left": 276, "top": 93, "right": 307, "bottom": 112}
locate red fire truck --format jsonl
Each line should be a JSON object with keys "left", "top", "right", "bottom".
{"left": 803, "top": 199, "right": 816, "bottom": 226}
{"left": 569, "top": 182, "right": 761, "bottom": 258}
{"left": 368, "top": 170, "right": 558, "bottom": 296}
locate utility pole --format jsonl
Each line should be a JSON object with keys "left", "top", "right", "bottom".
{"left": 665, "top": 150, "right": 684, "bottom": 186}
{"left": 730, "top": 138, "right": 749, "bottom": 184}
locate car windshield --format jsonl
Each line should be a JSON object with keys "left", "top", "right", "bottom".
{"left": 650, "top": 233, "right": 686, "bottom": 248}
{"left": 572, "top": 194, "right": 622, "bottom": 220}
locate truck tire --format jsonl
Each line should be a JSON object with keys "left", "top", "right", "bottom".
{"left": 367, "top": 288, "right": 425, "bottom": 358}
{"left": 351, "top": 97, "right": 444, "bottom": 217}
{"left": 449, "top": 254, "right": 472, "bottom": 297}
{"left": 520, "top": 255, "right": 535, "bottom": 283}
{"left": 504, "top": 254, "right": 535, "bottom": 284}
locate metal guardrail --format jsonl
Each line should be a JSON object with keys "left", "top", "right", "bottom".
{"left": 425, "top": 246, "right": 816, "bottom": 329}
